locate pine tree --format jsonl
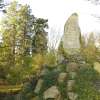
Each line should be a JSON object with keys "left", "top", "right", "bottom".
{"left": 32, "top": 18, "right": 48, "bottom": 54}
{"left": 0, "top": 1, "right": 34, "bottom": 81}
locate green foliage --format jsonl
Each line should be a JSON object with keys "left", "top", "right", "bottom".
{"left": 40, "top": 70, "right": 59, "bottom": 93}
{"left": 58, "top": 81, "right": 68, "bottom": 99}
{"left": 32, "top": 18, "right": 48, "bottom": 54}
{"left": 58, "top": 41, "right": 68, "bottom": 58}
{"left": 6, "top": 66, "right": 31, "bottom": 84}
{"left": 31, "top": 51, "right": 57, "bottom": 75}
{"left": 32, "top": 54, "right": 45, "bottom": 75}
{"left": 45, "top": 51, "right": 57, "bottom": 67}
{"left": 0, "top": 0, "right": 5, "bottom": 10}
{"left": 0, "top": 66, "right": 7, "bottom": 79}
{"left": 80, "top": 33, "right": 97, "bottom": 64}
{"left": 0, "top": 1, "right": 34, "bottom": 67}
{"left": 0, "top": 1, "right": 34, "bottom": 84}
{"left": 33, "top": 18, "right": 48, "bottom": 33}
{"left": 57, "top": 63, "right": 66, "bottom": 72}
{"left": 0, "top": 1, "right": 49, "bottom": 85}
{"left": 75, "top": 66, "right": 100, "bottom": 100}
{"left": 21, "top": 82, "right": 34, "bottom": 100}
{"left": 1, "top": 1, "right": 100, "bottom": 100}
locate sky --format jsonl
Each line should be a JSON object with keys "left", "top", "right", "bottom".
{"left": 1, "top": 0, "right": 100, "bottom": 47}
{"left": 11, "top": 0, "right": 100, "bottom": 33}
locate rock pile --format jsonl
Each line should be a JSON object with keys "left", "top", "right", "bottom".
{"left": 32, "top": 62, "right": 79, "bottom": 100}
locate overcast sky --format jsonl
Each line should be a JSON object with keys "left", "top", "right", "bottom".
{"left": 1, "top": 0, "right": 100, "bottom": 47}
{"left": 2, "top": 0, "right": 100, "bottom": 33}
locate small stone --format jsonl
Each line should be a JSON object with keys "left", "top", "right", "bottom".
{"left": 67, "top": 80, "right": 75, "bottom": 91}
{"left": 58, "top": 72, "right": 67, "bottom": 83}
{"left": 68, "top": 92, "right": 78, "bottom": 100}
{"left": 43, "top": 86, "right": 61, "bottom": 100}
{"left": 34, "top": 79, "right": 43, "bottom": 94}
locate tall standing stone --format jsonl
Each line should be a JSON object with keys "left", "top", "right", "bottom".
{"left": 62, "top": 13, "right": 81, "bottom": 54}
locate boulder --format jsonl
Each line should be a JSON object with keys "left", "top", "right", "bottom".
{"left": 34, "top": 79, "right": 43, "bottom": 94}
{"left": 43, "top": 86, "right": 61, "bottom": 100}
{"left": 62, "top": 13, "right": 81, "bottom": 54}
{"left": 67, "top": 80, "right": 75, "bottom": 91}
{"left": 58, "top": 72, "right": 67, "bottom": 83}
{"left": 68, "top": 92, "right": 78, "bottom": 100}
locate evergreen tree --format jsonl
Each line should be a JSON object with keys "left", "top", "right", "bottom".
{"left": 0, "top": 0, "right": 7, "bottom": 13}
{"left": 32, "top": 18, "right": 48, "bottom": 54}
{"left": 0, "top": 1, "right": 35, "bottom": 82}
{"left": 0, "top": 0, "right": 4, "bottom": 9}
{"left": 0, "top": 1, "right": 34, "bottom": 67}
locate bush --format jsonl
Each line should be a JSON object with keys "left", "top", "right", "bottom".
{"left": 45, "top": 51, "right": 57, "bottom": 67}
{"left": 58, "top": 81, "right": 68, "bottom": 99}
{"left": 75, "top": 66, "right": 100, "bottom": 100}
{"left": 32, "top": 54, "right": 45, "bottom": 75}
{"left": 41, "top": 70, "right": 59, "bottom": 92}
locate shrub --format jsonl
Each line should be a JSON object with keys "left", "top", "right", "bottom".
{"left": 32, "top": 54, "right": 45, "bottom": 74}
{"left": 40, "top": 70, "right": 59, "bottom": 93}
{"left": 45, "top": 51, "right": 57, "bottom": 67}
{"left": 75, "top": 66, "right": 100, "bottom": 100}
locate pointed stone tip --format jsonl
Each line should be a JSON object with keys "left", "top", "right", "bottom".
{"left": 65, "top": 12, "right": 78, "bottom": 25}
{"left": 71, "top": 13, "right": 78, "bottom": 16}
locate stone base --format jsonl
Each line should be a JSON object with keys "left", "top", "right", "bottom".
{"left": 64, "top": 48, "right": 80, "bottom": 55}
